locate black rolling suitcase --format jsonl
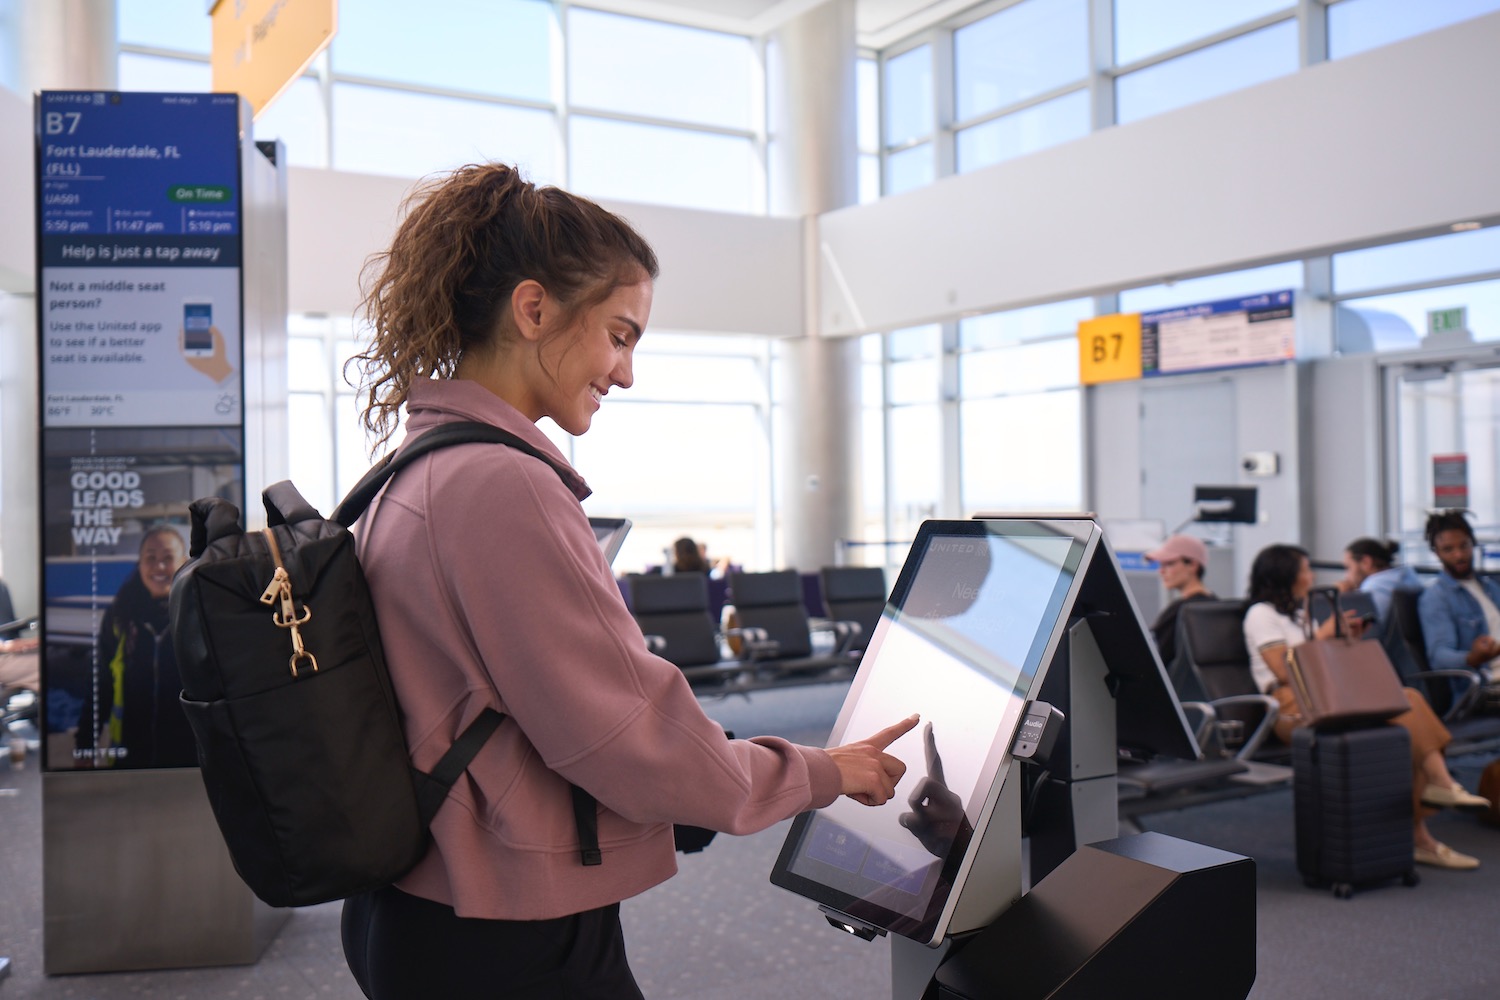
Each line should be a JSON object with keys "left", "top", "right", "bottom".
{"left": 1292, "top": 725, "right": 1418, "bottom": 898}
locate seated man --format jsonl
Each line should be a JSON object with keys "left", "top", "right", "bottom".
{"left": 1417, "top": 510, "right": 1500, "bottom": 688}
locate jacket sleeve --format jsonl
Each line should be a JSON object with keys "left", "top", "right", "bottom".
{"left": 427, "top": 450, "right": 841, "bottom": 835}
{"left": 1418, "top": 585, "right": 1470, "bottom": 672}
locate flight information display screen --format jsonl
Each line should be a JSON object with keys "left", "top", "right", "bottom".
{"left": 771, "top": 518, "right": 1092, "bottom": 945}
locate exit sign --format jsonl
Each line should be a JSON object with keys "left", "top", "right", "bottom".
{"left": 1428, "top": 307, "right": 1467, "bottom": 336}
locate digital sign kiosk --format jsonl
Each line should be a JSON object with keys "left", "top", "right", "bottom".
{"left": 772, "top": 516, "right": 1212, "bottom": 997}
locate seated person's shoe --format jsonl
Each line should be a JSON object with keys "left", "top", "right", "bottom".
{"left": 1414, "top": 842, "right": 1480, "bottom": 870}
{"left": 1420, "top": 783, "right": 1491, "bottom": 809}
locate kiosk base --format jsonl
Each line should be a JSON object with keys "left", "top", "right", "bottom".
{"left": 933, "top": 832, "right": 1255, "bottom": 1000}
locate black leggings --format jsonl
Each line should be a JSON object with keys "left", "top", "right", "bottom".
{"left": 341, "top": 885, "right": 644, "bottom": 1000}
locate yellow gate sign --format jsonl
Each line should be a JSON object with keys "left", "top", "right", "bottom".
{"left": 1078, "top": 313, "right": 1142, "bottom": 385}
{"left": 211, "top": 0, "right": 337, "bottom": 120}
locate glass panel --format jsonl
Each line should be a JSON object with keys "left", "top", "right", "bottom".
{"left": 253, "top": 75, "right": 327, "bottom": 168}
{"left": 569, "top": 117, "right": 755, "bottom": 213}
{"left": 1330, "top": 0, "right": 1500, "bottom": 60}
{"left": 335, "top": 392, "right": 380, "bottom": 499}
{"left": 960, "top": 298, "right": 1094, "bottom": 350}
{"left": 570, "top": 9, "right": 752, "bottom": 130}
{"left": 335, "top": 0, "right": 552, "bottom": 103}
{"left": 628, "top": 355, "right": 764, "bottom": 405}
{"left": 886, "top": 143, "right": 934, "bottom": 196}
{"left": 858, "top": 58, "right": 879, "bottom": 153}
{"left": 888, "top": 403, "right": 942, "bottom": 540}
{"left": 119, "top": 0, "right": 212, "bottom": 54}
{"left": 334, "top": 84, "right": 558, "bottom": 183}
{"left": 889, "top": 359, "right": 941, "bottom": 405}
{"left": 859, "top": 406, "right": 889, "bottom": 565}
{"left": 1115, "top": 19, "right": 1298, "bottom": 125}
{"left": 955, "top": 90, "right": 1090, "bottom": 173}
{"left": 884, "top": 44, "right": 933, "bottom": 147}
{"left": 889, "top": 325, "right": 941, "bottom": 361}
{"left": 960, "top": 390, "right": 1082, "bottom": 512}
{"left": 0, "top": 5, "right": 16, "bottom": 92}
{"left": 288, "top": 338, "right": 326, "bottom": 392}
{"left": 954, "top": 0, "right": 1088, "bottom": 120}
{"left": 960, "top": 340, "right": 1077, "bottom": 396}
{"left": 1338, "top": 278, "right": 1500, "bottom": 351}
{"left": 118, "top": 52, "right": 211, "bottom": 92}
{"left": 288, "top": 393, "right": 334, "bottom": 516}
{"left": 1333, "top": 227, "right": 1500, "bottom": 295}
{"left": 1119, "top": 261, "right": 1304, "bottom": 313}
{"left": 1393, "top": 366, "right": 1500, "bottom": 556}
{"left": 859, "top": 154, "right": 881, "bottom": 204}
{"left": 1114, "top": 0, "right": 1292, "bottom": 65}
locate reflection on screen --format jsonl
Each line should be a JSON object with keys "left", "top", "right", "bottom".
{"left": 776, "top": 525, "right": 1083, "bottom": 940}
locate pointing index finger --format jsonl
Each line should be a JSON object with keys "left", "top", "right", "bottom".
{"left": 865, "top": 713, "right": 921, "bottom": 750}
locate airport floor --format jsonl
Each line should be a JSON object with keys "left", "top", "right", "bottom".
{"left": 3, "top": 682, "right": 1500, "bottom": 1000}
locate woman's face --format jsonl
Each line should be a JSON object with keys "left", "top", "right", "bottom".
{"left": 1290, "top": 555, "right": 1315, "bottom": 601}
{"left": 531, "top": 278, "right": 653, "bottom": 437}
{"left": 138, "top": 531, "right": 186, "bottom": 599}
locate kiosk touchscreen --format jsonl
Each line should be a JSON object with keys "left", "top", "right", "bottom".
{"left": 770, "top": 518, "right": 1095, "bottom": 947}
{"left": 588, "top": 516, "right": 632, "bottom": 565}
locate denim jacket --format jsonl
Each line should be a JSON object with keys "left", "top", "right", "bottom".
{"left": 1417, "top": 571, "right": 1500, "bottom": 672}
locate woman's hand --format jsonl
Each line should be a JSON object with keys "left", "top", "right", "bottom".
{"left": 1314, "top": 608, "right": 1364, "bottom": 640}
{"left": 827, "top": 714, "right": 919, "bottom": 806}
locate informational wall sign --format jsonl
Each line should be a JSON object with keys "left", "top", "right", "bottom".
{"left": 1141, "top": 289, "right": 1295, "bottom": 377}
{"left": 1077, "top": 313, "right": 1143, "bottom": 385}
{"left": 36, "top": 91, "right": 246, "bottom": 771}
{"left": 1433, "top": 453, "right": 1469, "bottom": 509}
{"left": 212, "top": 0, "right": 337, "bottom": 119}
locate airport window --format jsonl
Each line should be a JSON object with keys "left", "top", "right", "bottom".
{"left": 959, "top": 297, "right": 1094, "bottom": 350}
{"left": 255, "top": 76, "right": 329, "bottom": 169}
{"left": 858, "top": 57, "right": 881, "bottom": 204}
{"left": 1332, "top": 226, "right": 1500, "bottom": 297}
{"left": 1115, "top": 18, "right": 1299, "bottom": 124}
{"left": 118, "top": 0, "right": 212, "bottom": 55}
{"left": 334, "top": 84, "right": 559, "bottom": 183}
{"left": 117, "top": 52, "right": 212, "bottom": 93}
{"left": 960, "top": 389, "right": 1082, "bottom": 512}
{"left": 568, "top": 8, "right": 754, "bottom": 132}
{"left": 1327, "top": 0, "right": 1500, "bottom": 60}
{"left": 955, "top": 89, "right": 1090, "bottom": 173}
{"left": 1118, "top": 261, "right": 1305, "bottom": 314}
{"left": 885, "top": 142, "right": 935, "bottom": 196}
{"left": 1113, "top": 0, "right": 1294, "bottom": 66}
{"left": 888, "top": 403, "right": 943, "bottom": 540}
{"left": 860, "top": 333, "right": 889, "bottom": 559}
{"left": 0, "top": 8, "right": 15, "bottom": 92}
{"left": 883, "top": 43, "right": 934, "bottom": 148}
{"left": 568, "top": 116, "right": 757, "bottom": 213}
{"left": 1337, "top": 278, "right": 1500, "bottom": 349}
{"left": 334, "top": 0, "right": 554, "bottom": 104}
{"left": 953, "top": 0, "right": 1088, "bottom": 121}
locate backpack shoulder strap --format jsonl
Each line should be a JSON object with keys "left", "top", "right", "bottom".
{"left": 331, "top": 421, "right": 558, "bottom": 528}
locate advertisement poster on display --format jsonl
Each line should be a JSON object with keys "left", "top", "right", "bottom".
{"left": 1140, "top": 289, "right": 1295, "bottom": 377}
{"left": 35, "top": 91, "right": 246, "bottom": 770}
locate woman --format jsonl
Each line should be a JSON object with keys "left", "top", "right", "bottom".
{"left": 339, "top": 164, "right": 916, "bottom": 998}
{"left": 1243, "top": 544, "right": 1488, "bottom": 871}
{"left": 1339, "top": 536, "right": 1420, "bottom": 632}
{"left": 1145, "top": 534, "right": 1214, "bottom": 668}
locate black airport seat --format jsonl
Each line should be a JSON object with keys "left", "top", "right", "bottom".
{"left": 817, "top": 566, "right": 887, "bottom": 654}
{"left": 1173, "top": 599, "right": 1282, "bottom": 763}
{"left": 626, "top": 573, "right": 748, "bottom": 688}
{"left": 726, "top": 569, "right": 859, "bottom": 682}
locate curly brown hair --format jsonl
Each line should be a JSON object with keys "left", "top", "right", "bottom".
{"left": 348, "top": 163, "right": 659, "bottom": 448}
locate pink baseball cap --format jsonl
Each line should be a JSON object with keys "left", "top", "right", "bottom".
{"left": 1145, "top": 534, "right": 1209, "bottom": 569}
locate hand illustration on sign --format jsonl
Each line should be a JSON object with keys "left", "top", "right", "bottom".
{"left": 180, "top": 324, "right": 234, "bottom": 384}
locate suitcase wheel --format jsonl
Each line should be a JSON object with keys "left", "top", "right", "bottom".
{"left": 1332, "top": 883, "right": 1354, "bottom": 900}
{"left": 1402, "top": 869, "right": 1420, "bottom": 888}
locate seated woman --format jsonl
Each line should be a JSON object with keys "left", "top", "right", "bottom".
{"left": 1243, "top": 543, "right": 1489, "bottom": 871}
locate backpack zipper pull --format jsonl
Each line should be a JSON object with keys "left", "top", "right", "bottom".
{"left": 260, "top": 528, "right": 319, "bottom": 678}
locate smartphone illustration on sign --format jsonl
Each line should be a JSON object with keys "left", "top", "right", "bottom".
{"left": 183, "top": 301, "right": 214, "bottom": 356}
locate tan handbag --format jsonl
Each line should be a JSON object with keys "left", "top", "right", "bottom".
{"left": 1287, "top": 589, "right": 1408, "bottom": 731}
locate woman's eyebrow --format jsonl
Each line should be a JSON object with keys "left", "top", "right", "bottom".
{"left": 614, "top": 317, "right": 643, "bottom": 343}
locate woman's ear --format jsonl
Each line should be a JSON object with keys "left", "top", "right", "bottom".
{"left": 511, "top": 279, "right": 547, "bottom": 342}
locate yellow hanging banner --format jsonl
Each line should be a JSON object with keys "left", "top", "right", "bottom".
{"left": 211, "top": 0, "right": 337, "bottom": 120}
{"left": 1077, "top": 313, "right": 1143, "bottom": 385}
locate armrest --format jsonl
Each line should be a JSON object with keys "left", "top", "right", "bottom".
{"left": 1178, "top": 701, "right": 1219, "bottom": 751}
{"left": 1405, "top": 669, "right": 1480, "bottom": 722}
{"left": 1204, "top": 694, "right": 1280, "bottom": 761}
{"left": 823, "top": 619, "right": 862, "bottom": 656}
{"left": 726, "top": 626, "right": 778, "bottom": 661}
{"left": 643, "top": 634, "right": 667, "bottom": 655}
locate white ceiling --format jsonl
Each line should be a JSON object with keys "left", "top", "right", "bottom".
{"left": 579, "top": 0, "right": 974, "bottom": 49}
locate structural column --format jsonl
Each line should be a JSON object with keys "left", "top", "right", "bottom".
{"left": 768, "top": 0, "right": 862, "bottom": 569}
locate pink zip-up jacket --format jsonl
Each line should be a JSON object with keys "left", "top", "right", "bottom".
{"left": 358, "top": 379, "right": 840, "bottom": 920}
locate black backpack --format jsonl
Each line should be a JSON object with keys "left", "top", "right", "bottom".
{"left": 169, "top": 421, "right": 599, "bottom": 908}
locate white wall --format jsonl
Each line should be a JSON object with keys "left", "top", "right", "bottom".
{"left": 817, "top": 10, "right": 1500, "bottom": 335}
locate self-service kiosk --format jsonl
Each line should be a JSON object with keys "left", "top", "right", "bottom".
{"left": 770, "top": 517, "right": 1255, "bottom": 999}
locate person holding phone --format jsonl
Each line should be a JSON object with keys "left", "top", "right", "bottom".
{"left": 337, "top": 163, "right": 917, "bottom": 999}
{"left": 1338, "top": 536, "right": 1419, "bottom": 633}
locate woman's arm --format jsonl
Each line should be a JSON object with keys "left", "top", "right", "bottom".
{"left": 1261, "top": 642, "right": 1290, "bottom": 687}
